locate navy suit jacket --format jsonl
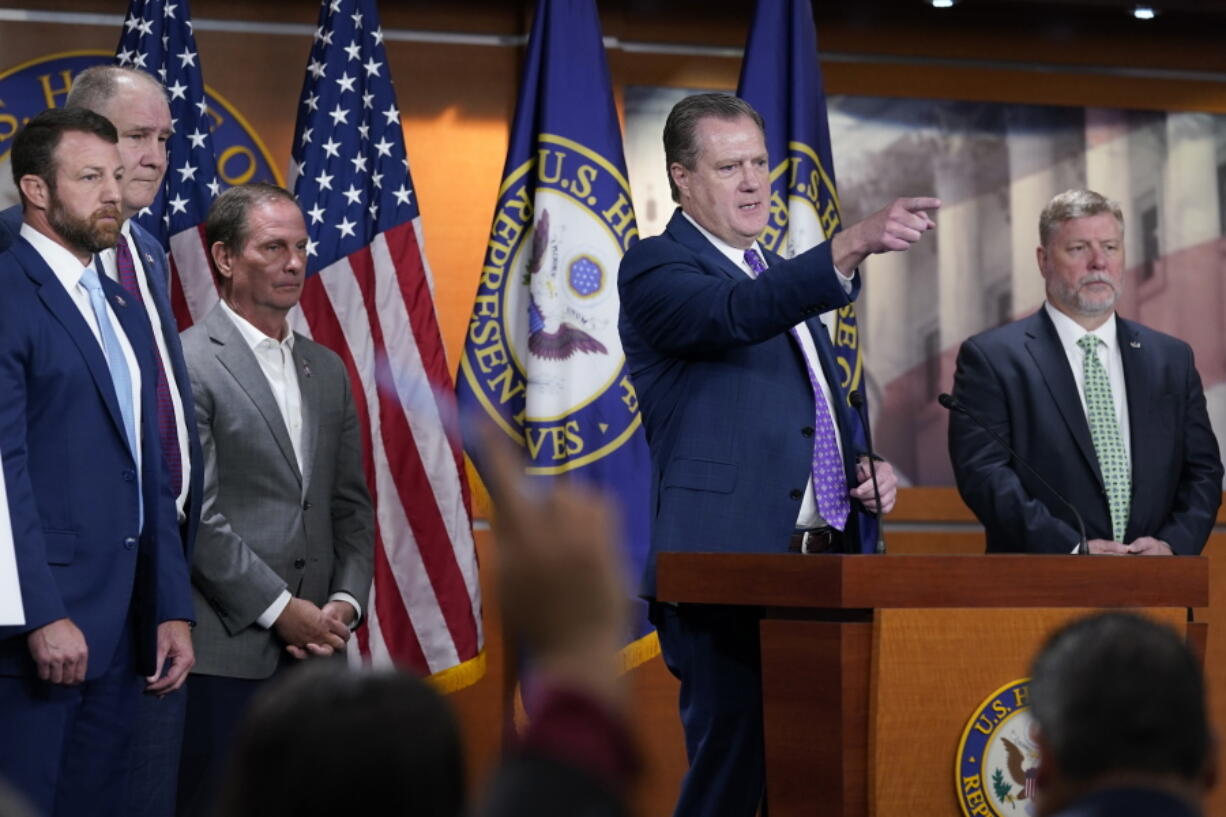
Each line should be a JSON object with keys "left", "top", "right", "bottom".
{"left": 0, "top": 205, "right": 203, "bottom": 563}
{"left": 0, "top": 232, "right": 194, "bottom": 678}
{"left": 949, "top": 307, "right": 1222, "bottom": 554}
{"left": 619, "top": 209, "right": 880, "bottom": 597}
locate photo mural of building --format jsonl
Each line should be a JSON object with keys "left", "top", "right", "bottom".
{"left": 624, "top": 86, "right": 1226, "bottom": 487}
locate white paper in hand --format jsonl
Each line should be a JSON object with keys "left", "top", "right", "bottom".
{"left": 0, "top": 457, "right": 24, "bottom": 626}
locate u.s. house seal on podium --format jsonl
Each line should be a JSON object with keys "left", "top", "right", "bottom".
{"left": 956, "top": 678, "right": 1040, "bottom": 817}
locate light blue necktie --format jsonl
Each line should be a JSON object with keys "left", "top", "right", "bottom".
{"left": 80, "top": 264, "right": 140, "bottom": 480}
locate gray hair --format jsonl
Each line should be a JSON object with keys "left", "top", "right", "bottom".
{"left": 663, "top": 93, "right": 765, "bottom": 203}
{"left": 66, "top": 64, "right": 167, "bottom": 112}
{"left": 1039, "top": 189, "right": 1123, "bottom": 247}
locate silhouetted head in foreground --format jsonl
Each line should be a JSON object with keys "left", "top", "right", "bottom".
{"left": 1029, "top": 611, "right": 1215, "bottom": 816}
{"left": 214, "top": 662, "right": 464, "bottom": 817}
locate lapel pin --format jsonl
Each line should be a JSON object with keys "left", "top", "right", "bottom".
{"left": 114, "top": 294, "right": 127, "bottom": 307}
{"left": 1129, "top": 340, "right": 1141, "bottom": 349}
{"left": 303, "top": 359, "right": 313, "bottom": 377}
{"left": 144, "top": 252, "right": 155, "bottom": 265}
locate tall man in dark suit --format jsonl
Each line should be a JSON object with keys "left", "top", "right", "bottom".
{"left": 0, "top": 108, "right": 194, "bottom": 817}
{"left": 0, "top": 66, "right": 205, "bottom": 817}
{"left": 949, "top": 189, "right": 1222, "bottom": 554}
{"left": 176, "top": 184, "right": 373, "bottom": 816}
{"left": 617, "top": 92, "right": 939, "bottom": 817}
{"left": 1029, "top": 612, "right": 1214, "bottom": 817}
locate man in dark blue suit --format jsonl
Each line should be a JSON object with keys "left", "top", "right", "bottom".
{"left": 0, "top": 109, "right": 194, "bottom": 816}
{"left": 1029, "top": 612, "right": 1213, "bottom": 817}
{"left": 618, "top": 93, "right": 939, "bottom": 817}
{"left": 0, "top": 67, "right": 205, "bottom": 817}
{"left": 949, "top": 190, "right": 1221, "bottom": 555}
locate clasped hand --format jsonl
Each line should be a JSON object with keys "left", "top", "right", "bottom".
{"left": 274, "top": 598, "right": 354, "bottom": 659}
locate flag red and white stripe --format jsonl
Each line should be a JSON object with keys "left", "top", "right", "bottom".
{"left": 288, "top": 0, "right": 483, "bottom": 687}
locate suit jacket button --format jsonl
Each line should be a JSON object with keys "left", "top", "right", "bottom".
{"left": 294, "top": 558, "right": 306, "bottom": 569}
{"left": 123, "top": 537, "right": 137, "bottom": 550}
{"left": 801, "top": 427, "right": 814, "bottom": 438}
{"left": 789, "top": 489, "right": 803, "bottom": 500}
{"left": 303, "top": 500, "right": 312, "bottom": 511}
{"left": 123, "top": 469, "right": 136, "bottom": 482}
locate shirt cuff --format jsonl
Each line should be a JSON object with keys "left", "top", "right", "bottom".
{"left": 256, "top": 590, "right": 292, "bottom": 629}
{"left": 328, "top": 591, "right": 362, "bottom": 630}
{"left": 834, "top": 263, "right": 854, "bottom": 293}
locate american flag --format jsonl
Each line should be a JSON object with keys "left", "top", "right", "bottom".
{"left": 289, "top": 0, "right": 483, "bottom": 687}
{"left": 115, "top": 0, "right": 221, "bottom": 329}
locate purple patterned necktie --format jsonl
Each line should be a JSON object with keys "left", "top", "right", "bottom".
{"left": 115, "top": 237, "right": 183, "bottom": 496}
{"left": 743, "top": 247, "right": 851, "bottom": 530}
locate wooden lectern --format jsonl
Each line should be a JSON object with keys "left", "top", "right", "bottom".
{"left": 655, "top": 553, "right": 1208, "bottom": 817}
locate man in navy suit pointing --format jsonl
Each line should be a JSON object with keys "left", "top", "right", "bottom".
{"left": 618, "top": 92, "right": 938, "bottom": 817}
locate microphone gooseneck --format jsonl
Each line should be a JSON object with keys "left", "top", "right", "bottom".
{"left": 848, "top": 389, "right": 886, "bottom": 554}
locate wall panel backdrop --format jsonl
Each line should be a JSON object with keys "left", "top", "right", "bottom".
{"left": 2, "top": 2, "right": 1226, "bottom": 815}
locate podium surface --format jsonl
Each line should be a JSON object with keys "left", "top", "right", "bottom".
{"left": 655, "top": 553, "right": 1208, "bottom": 817}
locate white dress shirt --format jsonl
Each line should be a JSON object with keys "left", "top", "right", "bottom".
{"left": 98, "top": 222, "right": 192, "bottom": 523}
{"left": 682, "top": 212, "right": 853, "bottom": 529}
{"left": 219, "top": 300, "right": 304, "bottom": 468}
{"left": 218, "top": 300, "right": 361, "bottom": 630}
{"left": 21, "top": 224, "right": 143, "bottom": 479}
{"left": 1043, "top": 301, "right": 1131, "bottom": 463}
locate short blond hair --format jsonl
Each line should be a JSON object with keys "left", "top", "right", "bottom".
{"left": 1039, "top": 189, "right": 1123, "bottom": 247}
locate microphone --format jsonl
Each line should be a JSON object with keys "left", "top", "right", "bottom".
{"left": 848, "top": 389, "right": 886, "bottom": 554}
{"left": 938, "top": 392, "right": 1089, "bottom": 555}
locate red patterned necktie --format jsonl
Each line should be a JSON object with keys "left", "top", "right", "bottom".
{"left": 115, "top": 237, "right": 183, "bottom": 496}
{"left": 743, "top": 247, "right": 850, "bottom": 530}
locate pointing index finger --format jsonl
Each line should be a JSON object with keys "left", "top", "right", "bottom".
{"left": 901, "top": 196, "right": 941, "bottom": 213}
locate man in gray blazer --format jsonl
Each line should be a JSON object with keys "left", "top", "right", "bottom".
{"left": 176, "top": 183, "right": 374, "bottom": 817}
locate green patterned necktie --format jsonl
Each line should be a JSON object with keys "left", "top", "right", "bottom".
{"left": 1077, "top": 334, "right": 1130, "bottom": 541}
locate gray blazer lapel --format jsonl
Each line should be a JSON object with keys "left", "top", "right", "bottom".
{"left": 206, "top": 308, "right": 303, "bottom": 485}
{"left": 293, "top": 339, "right": 319, "bottom": 494}
{"left": 1025, "top": 309, "right": 1103, "bottom": 488}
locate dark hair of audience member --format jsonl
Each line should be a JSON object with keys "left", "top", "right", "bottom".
{"left": 213, "top": 663, "right": 465, "bottom": 817}
{"left": 1029, "top": 611, "right": 1209, "bottom": 784}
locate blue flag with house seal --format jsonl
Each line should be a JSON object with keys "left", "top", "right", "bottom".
{"left": 457, "top": 0, "right": 655, "bottom": 665}
{"left": 738, "top": 0, "right": 880, "bottom": 553}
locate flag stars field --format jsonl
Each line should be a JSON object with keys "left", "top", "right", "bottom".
{"left": 117, "top": 0, "right": 223, "bottom": 330}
